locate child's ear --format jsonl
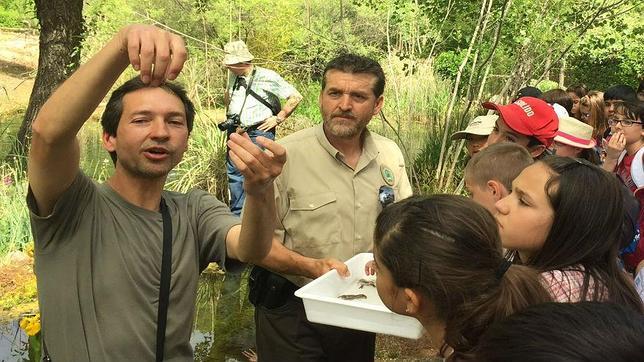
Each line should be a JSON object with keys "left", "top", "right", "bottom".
{"left": 403, "top": 287, "right": 422, "bottom": 315}
{"left": 486, "top": 180, "right": 505, "bottom": 201}
{"left": 528, "top": 144, "right": 546, "bottom": 158}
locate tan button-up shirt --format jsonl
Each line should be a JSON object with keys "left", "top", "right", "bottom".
{"left": 274, "top": 123, "right": 413, "bottom": 286}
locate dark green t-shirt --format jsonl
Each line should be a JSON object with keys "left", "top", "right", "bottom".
{"left": 27, "top": 172, "right": 240, "bottom": 361}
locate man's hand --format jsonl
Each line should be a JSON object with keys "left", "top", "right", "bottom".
{"left": 227, "top": 132, "right": 286, "bottom": 196}
{"left": 117, "top": 24, "right": 188, "bottom": 86}
{"left": 604, "top": 131, "right": 626, "bottom": 161}
{"left": 309, "top": 258, "right": 350, "bottom": 279}
{"left": 257, "top": 116, "right": 281, "bottom": 132}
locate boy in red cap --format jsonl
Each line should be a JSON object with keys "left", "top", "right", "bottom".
{"left": 484, "top": 97, "right": 559, "bottom": 158}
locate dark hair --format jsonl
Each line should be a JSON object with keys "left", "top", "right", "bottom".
{"left": 374, "top": 195, "right": 552, "bottom": 359}
{"left": 604, "top": 84, "right": 638, "bottom": 103}
{"left": 101, "top": 77, "right": 195, "bottom": 163}
{"left": 578, "top": 148, "right": 600, "bottom": 165}
{"left": 476, "top": 302, "right": 644, "bottom": 362}
{"left": 613, "top": 100, "right": 643, "bottom": 123}
{"left": 322, "top": 54, "right": 385, "bottom": 97}
{"left": 465, "top": 143, "right": 533, "bottom": 190}
{"left": 514, "top": 86, "right": 542, "bottom": 101}
{"left": 541, "top": 89, "right": 573, "bottom": 114}
{"left": 566, "top": 84, "right": 588, "bottom": 98}
{"left": 527, "top": 157, "right": 643, "bottom": 312}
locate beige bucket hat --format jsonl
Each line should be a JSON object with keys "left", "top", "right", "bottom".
{"left": 223, "top": 40, "right": 254, "bottom": 65}
{"left": 451, "top": 115, "right": 498, "bottom": 140}
{"left": 554, "top": 116, "right": 596, "bottom": 149}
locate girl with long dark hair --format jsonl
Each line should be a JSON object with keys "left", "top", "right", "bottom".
{"left": 495, "top": 156, "right": 642, "bottom": 310}
{"left": 372, "top": 195, "right": 552, "bottom": 360}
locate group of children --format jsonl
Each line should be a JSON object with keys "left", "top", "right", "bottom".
{"left": 367, "top": 83, "right": 644, "bottom": 360}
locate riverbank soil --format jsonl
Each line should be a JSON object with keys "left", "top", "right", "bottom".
{"left": 0, "top": 252, "right": 37, "bottom": 322}
{"left": 0, "top": 30, "right": 37, "bottom": 113}
{"left": 0, "top": 30, "right": 38, "bottom": 324}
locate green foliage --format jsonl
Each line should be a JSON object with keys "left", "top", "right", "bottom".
{"left": 535, "top": 79, "right": 560, "bottom": 92}
{"left": 0, "top": 109, "right": 25, "bottom": 159}
{"left": 166, "top": 110, "right": 229, "bottom": 202}
{"left": 0, "top": 0, "right": 34, "bottom": 28}
{"left": 566, "top": 4, "right": 644, "bottom": 90}
{"left": 0, "top": 160, "right": 30, "bottom": 255}
{"left": 27, "top": 334, "right": 41, "bottom": 362}
{"left": 434, "top": 50, "right": 463, "bottom": 80}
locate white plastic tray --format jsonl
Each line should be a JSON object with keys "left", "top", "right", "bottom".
{"left": 294, "top": 252, "right": 424, "bottom": 339}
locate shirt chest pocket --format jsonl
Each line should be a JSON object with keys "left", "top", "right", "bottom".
{"left": 283, "top": 192, "right": 341, "bottom": 257}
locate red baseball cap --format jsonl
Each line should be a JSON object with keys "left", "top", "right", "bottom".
{"left": 482, "top": 96, "right": 559, "bottom": 147}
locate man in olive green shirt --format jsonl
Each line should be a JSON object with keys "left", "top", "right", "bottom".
{"left": 27, "top": 24, "right": 285, "bottom": 361}
{"left": 251, "top": 54, "right": 412, "bottom": 361}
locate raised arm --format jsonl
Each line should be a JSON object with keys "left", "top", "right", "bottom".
{"left": 28, "top": 25, "right": 187, "bottom": 216}
{"left": 224, "top": 133, "right": 286, "bottom": 263}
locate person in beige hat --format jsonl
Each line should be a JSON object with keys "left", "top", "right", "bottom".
{"left": 223, "top": 40, "right": 255, "bottom": 65}
{"left": 221, "top": 39, "right": 303, "bottom": 216}
{"left": 451, "top": 115, "right": 498, "bottom": 156}
{"left": 551, "top": 116, "right": 599, "bottom": 164}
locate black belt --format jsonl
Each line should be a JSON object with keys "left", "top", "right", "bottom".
{"left": 244, "top": 122, "right": 275, "bottom": 133}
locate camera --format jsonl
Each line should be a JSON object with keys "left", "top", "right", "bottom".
{"left": 217, "top": 114, "right": 241, "bottom": 131}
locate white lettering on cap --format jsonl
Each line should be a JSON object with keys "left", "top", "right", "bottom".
{"left": 515, "top": 99, "right": 535, "bottom": 117}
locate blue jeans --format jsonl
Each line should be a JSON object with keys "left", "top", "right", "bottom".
{"left": 226, "top": 128, "right": 275, "bottom": 216}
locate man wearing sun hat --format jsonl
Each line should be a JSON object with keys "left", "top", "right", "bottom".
{"left": 551, "top": 116, "right": 598, "bottom": 161}
{"left": 484, "top": 96, "right": 559, "bottom": 158}
{"left": 222, "top": 40, "right": 303, "bottom": 216}
{"left": 451, "top": 115, "right": 498, "bottom": 156}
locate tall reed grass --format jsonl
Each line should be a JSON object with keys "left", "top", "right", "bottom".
{"left": 377, "top": 55, "right": 468, "bottom": 194}
{"left": 0, "top": 159, "right": 31, "bottom": 257}
{"left": 166, "top": 109, "right": 229, "bottom": 202}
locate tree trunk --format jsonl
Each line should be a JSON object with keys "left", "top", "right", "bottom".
{"left": 10, "top": 0, "right": 83, "bottom": 161}
{"left": 436, "top": 0, "right": 491, "bottom": 190}
{"left": 559, "top": 55, "right": 566, "bottom": 88}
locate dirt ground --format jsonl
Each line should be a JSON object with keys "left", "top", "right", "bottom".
{"left": 0, "top": 30, "right": 37, "bottom": 113}
{"left": 0, "top": 30, "right": 38, "bottom": 323}
{"left": 0, "top": 252, "right": 37, "bottom": 322}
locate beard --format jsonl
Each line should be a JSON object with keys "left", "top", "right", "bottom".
{"left": 323, "top": 113, "right": 368, "bottom": 138}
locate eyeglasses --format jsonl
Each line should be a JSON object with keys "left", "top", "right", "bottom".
{"left": 608, "top": 118, "right": 643, "bottom": 127}
{"left": 378, "top": 186, "right": 395, "bottom": 208}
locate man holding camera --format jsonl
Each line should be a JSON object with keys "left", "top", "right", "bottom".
{"left": 222, "top": 40, "right": 302, "bottom": 215}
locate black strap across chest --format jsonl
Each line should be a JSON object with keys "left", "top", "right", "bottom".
{"left": 156, "top": 198, "right": 173, "bottom": 362}
{"left": 231, "top": 69, "right": 280, "bottom": 116}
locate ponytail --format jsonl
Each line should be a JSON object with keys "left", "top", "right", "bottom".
{"left": 375, "top": 195, "right": 553, "bottom": 360}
